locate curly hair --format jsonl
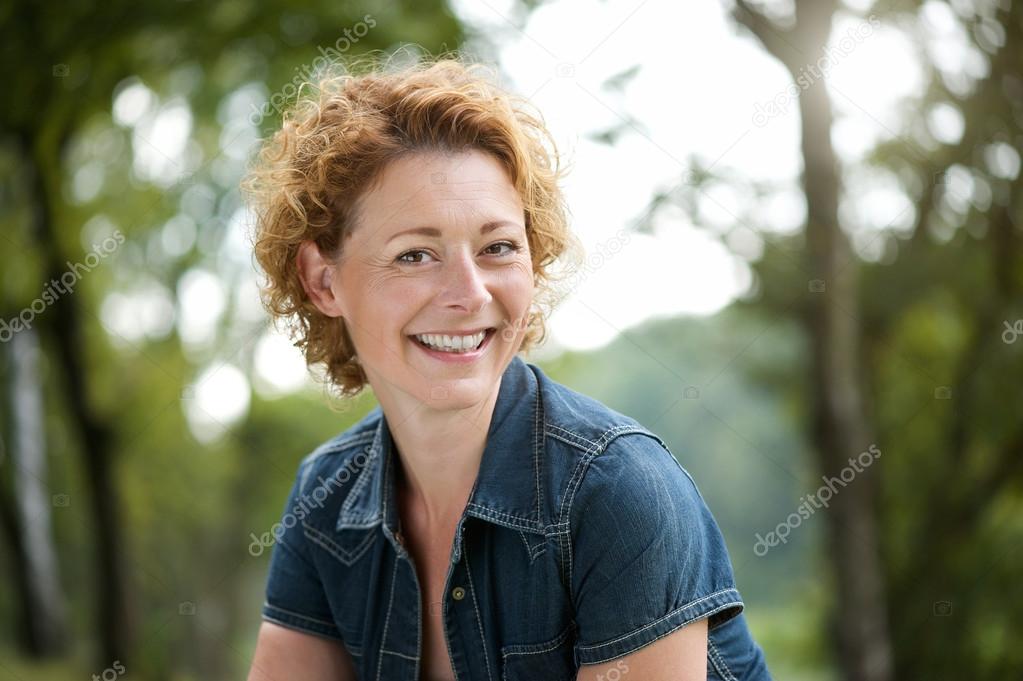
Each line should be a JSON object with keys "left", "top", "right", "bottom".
{"left": 241, "top": 52, "right": 582, "bottom": 398}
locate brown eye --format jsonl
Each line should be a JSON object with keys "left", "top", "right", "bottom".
{"left": 484, "top": 241, "right": 521, "bottom": 256}
{"left": 396, "top": 249, "right": 435, "bottom": 264}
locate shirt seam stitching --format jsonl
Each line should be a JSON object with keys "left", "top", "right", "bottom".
{"left": 575, "top": 589, "right": 742, "bottom": 652}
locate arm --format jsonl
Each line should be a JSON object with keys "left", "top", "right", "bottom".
{"left": 247, "top": 621, "right": 357, "bottom": 681}
{"left": 576, "top": 616, "right": 708, "bottom": 681}
{"left": 251, "top": 454, "right": 356, "bottom": 679}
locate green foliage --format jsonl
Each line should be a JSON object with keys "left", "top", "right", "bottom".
{"left": 0, "top": 0, "right": 462, "bottom": 676}
{"left": 3, "top": 0, "right": 1021, "bottom": 678}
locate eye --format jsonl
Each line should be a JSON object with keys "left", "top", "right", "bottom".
{"left": 396, "top": 249, "right": 436, "bottom": 265}
{"left": 484, "top": 240, "right": 523, "bottom": 257}
{"left": 396, "top": 241, "right": 522, "bottom": 265}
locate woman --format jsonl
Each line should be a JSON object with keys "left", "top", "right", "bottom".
{"left": 242, "top": 55, "right": 772, "bottom": 680}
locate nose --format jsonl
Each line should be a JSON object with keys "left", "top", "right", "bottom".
{"left": 438, "top": 248, "right": 493, "bottom": 314}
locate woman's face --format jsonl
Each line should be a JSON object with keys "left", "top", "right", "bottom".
{"left": 329, "top": 149, "right": 534, "bottom": 412}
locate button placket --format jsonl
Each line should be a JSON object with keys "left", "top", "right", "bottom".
{"left": 452, "top": 521, "right": 468, "bottom": 597}
{"left": 450, "top": 527, "right": 496, "bottom": 680}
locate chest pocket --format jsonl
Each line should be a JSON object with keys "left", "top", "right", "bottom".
{"left": 302, "top": 521, "right": 377, "bottom": 567}
{"left": 500, "top": 621, "right": 577, "bottom": 681}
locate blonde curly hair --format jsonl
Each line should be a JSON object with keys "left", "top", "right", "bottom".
{"left": 241, "top": 52, "right": 582, "bottom": 398}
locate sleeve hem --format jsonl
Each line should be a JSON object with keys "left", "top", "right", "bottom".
{"left": 262, "top": 602, "right": 343, "bottom": 641}
{"left": 574, "top": 587, "right": 743, "bottom": 666}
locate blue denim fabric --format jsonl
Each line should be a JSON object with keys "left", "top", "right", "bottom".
{"left": 261, "top": 355, "right": 772, "bottom": 680}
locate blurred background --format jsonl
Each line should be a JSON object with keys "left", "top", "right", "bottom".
{"left": 1, "top": 0, "right": 1021, "bottom": 679}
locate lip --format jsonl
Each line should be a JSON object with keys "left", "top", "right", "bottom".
{"left": 408, "top": 327, "right": 497, "bottom": 364}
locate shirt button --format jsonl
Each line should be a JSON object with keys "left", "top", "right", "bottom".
{"left": 451, "top": 586, "right": 466, "bottom": 601}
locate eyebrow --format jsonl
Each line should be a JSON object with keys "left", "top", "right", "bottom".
{"left": 385, "top": 220, "right": 523, "bottom": 244}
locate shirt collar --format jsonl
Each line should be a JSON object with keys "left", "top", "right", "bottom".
{"left": 335, "top": 354, "right": 545, "bottom": 546}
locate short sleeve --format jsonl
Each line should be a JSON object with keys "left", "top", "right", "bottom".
{"left": 260, "top": 456, "right": 344, "bottom": 641}
{"left": 569, "top": 433, "right": 743, "bottom": 665}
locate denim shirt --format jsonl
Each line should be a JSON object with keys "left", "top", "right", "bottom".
{"left": 261, "top": 354, "right": 772, "bottom": 680}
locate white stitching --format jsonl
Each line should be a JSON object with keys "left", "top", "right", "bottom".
{"left": 708, "top": 637, "right": 737, "bottom": 681}
{"left": 533, "top": 371, "right": 543, "bottom": 524}
{"left": 263, "top": 602, "right": 339, "bottom": 628}
{"left": 464, "top": 503, "right": 540, "bottom": 527}
{"left": 464, "top": 547, "right": 495, "bottom": 681}
{"left": 301, "top": 432, "right": 376, "bottom": 491}
{"left": 558, "top": 428, "right": 677, "bottom": 603}
{"left": 576, "top": 589, "right": 742, "bottom": 651}
{"left": 559, "top": 425, "right": 638, "bottom": 598}
{"left": 375, "top": 559, "right": 400, "bottom": 681}
{"left": 340, "top": 442, "right": 377, "bottom": 516}
{"left": 380, "top": 648, "right": 419, "bottom": 661}
{"left": 302, "top": 521, "right": 376, "bottom": 566}
{"left": 260, "top": 614, "right": 343, "bottom": 641}
{"left": 581, "top": 584, "right": 740, "bottom": 650}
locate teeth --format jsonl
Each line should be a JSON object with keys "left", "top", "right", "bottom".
{"left": 413, "top": 330, "right": 487, "bottom": 352}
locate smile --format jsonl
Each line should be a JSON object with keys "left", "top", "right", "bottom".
{"left": 408, "top": 327, "right": 497, "bottom": 358}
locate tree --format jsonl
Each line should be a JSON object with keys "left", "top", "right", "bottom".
{"left": 729, "top": 2, "right": 894, "bottom": 678}
{"left": 723, "top": 0, "right": 1023, "bottom": 677}
{"left": 1, "top": 0, "right": 462, "bottom": 670}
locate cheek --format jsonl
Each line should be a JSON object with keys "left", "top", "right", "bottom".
{"left": 348, "top": 270, "right": 430, "bottom": 314}
{"left": 505, "top": 261, "right": 535, "bottom": 300}
{"left": 493, "top": 264, "right": 536, "bottom": 321}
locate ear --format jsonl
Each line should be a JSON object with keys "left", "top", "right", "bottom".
{"left": 296, "top": 240, "right": 347, "bottom": 318}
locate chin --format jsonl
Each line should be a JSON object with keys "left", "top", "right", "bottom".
{"left": 420, "top": 376, "right": 491, "bottom": 409}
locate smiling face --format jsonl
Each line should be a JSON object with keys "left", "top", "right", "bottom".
{"left": 309, "top": 149, "right": 535, "bottom": 413}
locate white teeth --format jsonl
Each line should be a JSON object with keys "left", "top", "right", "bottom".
{"left": 413, "top": 330, "right": 487, "bottom": 352}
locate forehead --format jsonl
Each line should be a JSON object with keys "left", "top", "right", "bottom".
{"left": 354, "top": 150, "right": 524, "bottom": 229}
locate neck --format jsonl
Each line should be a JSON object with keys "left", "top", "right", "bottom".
{"left": 383, "top": 384, "right": 502, "bottom": 526}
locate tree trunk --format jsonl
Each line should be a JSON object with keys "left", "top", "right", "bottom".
{"left": 22, "top": 131, "right": 133, "bottom": 668}
{"left": 733, "top": 1, "right": 894, "bottom": 679}
{"left": 9, "top": 327, "right": 70, "bottom": 655}
{"left": 799, "top": 70, "right": 894, "bottom": 681}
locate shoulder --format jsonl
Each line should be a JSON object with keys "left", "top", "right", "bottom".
{"left": 568, "top": 431, "right": 706, "bottom": 529}
{"left": 532, "top": 362, "right": 665, "bottom": 457}
{"left": 528, "top": 361, "right": 703, "bottom": 518}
